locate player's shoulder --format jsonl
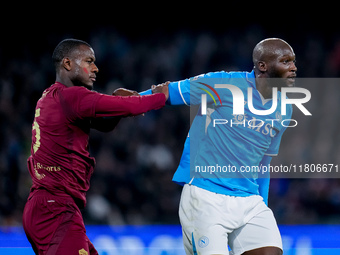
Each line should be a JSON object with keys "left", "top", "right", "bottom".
{"left": 191, "top": 70, "right": 252, "bottom": 82}
{"left": 204, "top": 70, "right": 250, "bottom": 78}
{"left": 60, "top": 84, "right": 99, "bottom": 98}
{"left": 64, "top": 85, "right": 92, "bottom": 93}
{"left": 226, "top": 70, "right": 253, "bottom": 79}
{"left": 54, "top": 84, "right": 101, "bottom": 108}
{"left": 49, "top": 82, "right": 91, "bottom": 94}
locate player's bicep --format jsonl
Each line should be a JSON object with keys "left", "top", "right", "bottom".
{"left": 94, "top": 93, "right": 165, "bottom": 117}
{"left": 61, "top": 87, "right": 102, "bottom": 120}
{"left": 168, "top": 75, "right": 218, "bottom": 106}
{"left": 187, "top": 71, "right": 231, "bottom": 106}
{"left": 154, "top": 71, "right": 227, "bottom": 106}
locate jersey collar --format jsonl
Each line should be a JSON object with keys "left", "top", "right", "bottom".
{"left": 246, "top": 70, "right": 275, "bottom": 105}
{"left": 246, "top": 70, "right": 256, "bottom": 88}
{"left": 54, "top": 82, "right": 68, "bottom": 87}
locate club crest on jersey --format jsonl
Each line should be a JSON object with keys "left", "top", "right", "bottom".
{"left": 198, "top": 236, "right": 209, "bottom": 248}
{"left": 232, "top": 114, "right": 248, "bottom": 125}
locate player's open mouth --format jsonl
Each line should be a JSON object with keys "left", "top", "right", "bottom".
{"left": 90, "top": 76, "right": 96, "bottom": 82}
{"left": 285, "top": 76, "right": 296, "bottom": 87}
{"left": 287, "top": 75, "right": 296, "bottom": 82}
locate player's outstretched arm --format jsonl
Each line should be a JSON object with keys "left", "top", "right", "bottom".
{"left": 112, "top": 88, "right": 140, "bottom": 96}
{"left": 91, "top": 88, "right": 140, "bottom": 132}
{"left": 140, "top": 80, "right": 188, "bottom": 106}
{"left": 112, "top": 83, "right": 169, "bottom": 99}
{"left": 140, "top": 71, "right": 226, "bottom": 106}
{"left": 91, "top": 84, "right": 168, "bottom": 132}
{"left": 151, "top": 81, "right": 169, "bottom": 100}
{"left": 94, "top": 88, "right": 167, "bottom": 118}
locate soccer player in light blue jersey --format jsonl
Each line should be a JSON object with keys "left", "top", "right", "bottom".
{"left": 141, "top": 38, "right": 297, "bottom": 255}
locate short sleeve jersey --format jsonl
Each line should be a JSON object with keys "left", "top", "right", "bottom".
{"left": 170, "top": 71, "right": 293, "bottom": 197}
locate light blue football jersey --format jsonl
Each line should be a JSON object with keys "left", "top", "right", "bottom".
{"left": 141, "top": 70, "right": 292, "bottom": 200}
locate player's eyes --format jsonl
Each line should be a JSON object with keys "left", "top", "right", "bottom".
{"left": 86, "top": 58, "right": 95, "bottom": 64}
{"left": 282, "top": 59, "right": 295, "bottom": 64}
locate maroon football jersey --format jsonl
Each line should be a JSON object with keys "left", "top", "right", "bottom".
{"left": 27, "top": 82, "right": 165, "bottom": 208}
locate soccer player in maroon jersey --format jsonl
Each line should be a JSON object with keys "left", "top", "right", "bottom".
{"left": 22, "top": 39, "right": 169, "bottom": 255}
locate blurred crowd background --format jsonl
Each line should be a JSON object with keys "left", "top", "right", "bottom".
{"left": 1, "top": 20, "right": 340, "bottom": 226}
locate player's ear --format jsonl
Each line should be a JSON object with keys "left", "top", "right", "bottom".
{"left": 257, "top": 61, "right": 267, "bottom": 72}
{"left": 62, "top": 57, "right": 72, "bottom": 71}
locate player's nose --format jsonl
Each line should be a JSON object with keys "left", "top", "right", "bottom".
{"left": 92, "top": 63, "right": 99, "bottom": 73}
{"left": 291, "top": 62, "right": 297, "bottom": 73}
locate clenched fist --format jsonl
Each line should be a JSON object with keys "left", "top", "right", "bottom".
{"left": 112, "top": 88, "right": 139, "bottom": 96}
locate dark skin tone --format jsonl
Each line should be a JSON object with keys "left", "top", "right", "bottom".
{"left": 56, "top": 44, "right": 169, "bottom": 97}
{"left": 151, "top": 39, "right": 294, "bottom": 255}
{"left": 152, "top": 39, "right": 297, "bottom": 102}
{"left": 56, "top": 44, "right": 169, "bottom": 132}
{"left": 56, "top": 45, "right": 99, "bottom": 90}
{"left": 253, "top": 38, "right": 297, "bottom": 99}
{"left": 108, "top": 39, "right": 291, "bottom": 255}
{"left": 235, "top": 39, "right": 295, "bottom": 255}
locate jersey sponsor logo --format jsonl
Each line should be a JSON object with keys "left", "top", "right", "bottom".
{"left": 198, "top": 236, "right": 209, "bottom": 248}
{"left": 33, "top": 162, "right": 62, "bottom": 181}
{"left": 232, "top": 113, "right": 249, "bottom": 125}
{"left": 34, "top": 168, "right": 45, "bottom": 180}
{"left": 35, "top": 162, "right": 61, "bottom": 172}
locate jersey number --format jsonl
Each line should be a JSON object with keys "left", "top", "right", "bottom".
{"left": 32, "top": 108, "right": 41, "bottom": 153}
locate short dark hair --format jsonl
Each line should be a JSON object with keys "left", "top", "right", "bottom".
{"left": 52, "top": 39, "right": 91, "bottom": 69}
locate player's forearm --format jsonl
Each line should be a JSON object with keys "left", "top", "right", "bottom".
{"left": 94, "top": 93, "right": 166, "bottom": 117}
{"left": 139, "top": 89, "right": 152, "bottom": 96}
{"left": 140, "top": 79, "right": 190, "bottom": 106}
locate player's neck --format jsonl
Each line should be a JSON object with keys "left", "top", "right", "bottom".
{"left": 255, "top": 79, "right": 273, "bottom": 99}
{"left": 55, "top": 74, "right": 74, "bottom": 88}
